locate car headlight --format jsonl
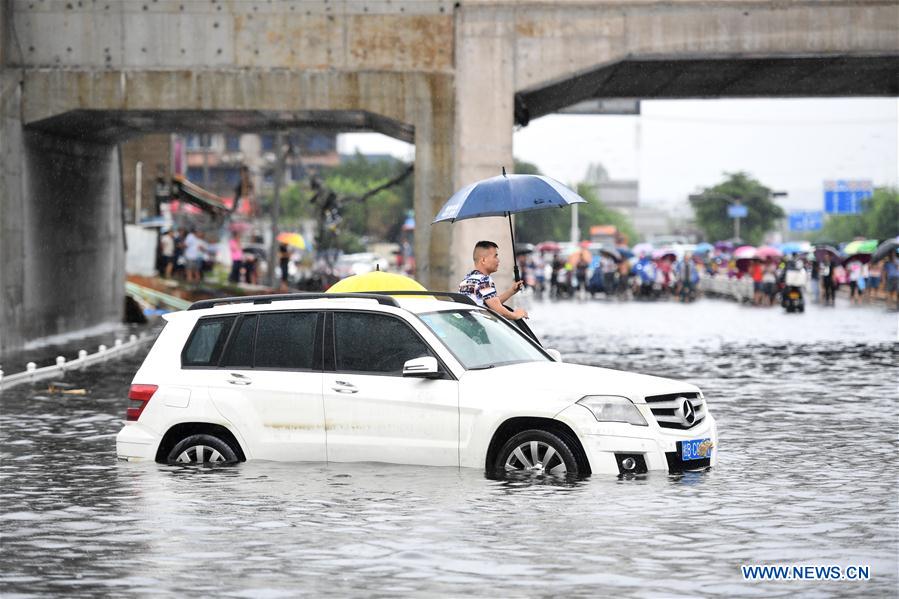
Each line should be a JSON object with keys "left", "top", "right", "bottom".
{"left": 577, "top": 395, "right": 648, "bottom": 426}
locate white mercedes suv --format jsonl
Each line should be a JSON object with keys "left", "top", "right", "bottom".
{"left": 116, "top": 292, "right": 718, "bottom": 476}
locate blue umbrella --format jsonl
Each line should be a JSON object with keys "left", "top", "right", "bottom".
{"left": 616, "top": 246, "right": 635, "bottom": 260}
{"left": 433, "top": 167, "right": 587, "bottom": 281}
{"left": 780, "top": 241, "right": 811, "bottom": 255}
{"left": 694, "top": 242, "right": 713, "bottom": 255}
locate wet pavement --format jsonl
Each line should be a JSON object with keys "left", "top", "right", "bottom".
{"left": 1, "top": 298, "right": 897, "bottom": 597}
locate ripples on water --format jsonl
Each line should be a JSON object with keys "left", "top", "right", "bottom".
{"left": 1, "top": 300, "right": 897, "bottom": 597}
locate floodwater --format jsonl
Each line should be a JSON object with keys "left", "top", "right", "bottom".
{"left": 1, "top": 298, "right": 897, "bottom": 597}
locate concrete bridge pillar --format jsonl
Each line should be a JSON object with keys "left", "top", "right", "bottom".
{"left": 408, "top": 76, "right": 455, "bottom": 292}
{"left": 1, "top": 73, "right": 124, "bottom": 356}
{"left": 450, "top": 4, "right": 516, "bottom": 293}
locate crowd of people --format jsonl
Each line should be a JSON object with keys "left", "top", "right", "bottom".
{"left": 515, "top": 249, "right": 703, "bottom": 303}
{"left": 514, "top": 243, "right": 899, "bottom": 309}
{"left": 156, "top": 227, "right": 265, "bottom": 286}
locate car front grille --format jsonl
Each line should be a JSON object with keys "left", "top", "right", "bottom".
{"left": 644, "top": 392, "right": 706, "bottom": 430}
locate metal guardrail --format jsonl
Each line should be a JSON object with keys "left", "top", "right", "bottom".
{"left": 0, "top": 332, "right": 154, "bottom": 392}
{"left": 125, "top": 281, "right": 192, "bottom": 312}
{"left": 698, "top": 276, "right": 755, "bottom": 302}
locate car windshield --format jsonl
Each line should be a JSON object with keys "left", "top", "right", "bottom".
{"left": 418, "top": 309, "right": 550, "bottom": 370}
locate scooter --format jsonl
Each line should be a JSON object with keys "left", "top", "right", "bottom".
{"left": 782, "top": 261, "right": 807, "bottom": 313}
{"left": 781, "top": 285, "right": 804, "bottom": 313}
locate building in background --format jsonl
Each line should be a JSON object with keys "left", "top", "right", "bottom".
{"left": 586, "top": 170, "right": 686, "bottom": 243}
{"left": 120, "top": 131, "right": 340, "bottom": 222}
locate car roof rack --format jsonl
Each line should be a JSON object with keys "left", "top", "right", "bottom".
{"left": 186, "top": 290, "right": 478, "bottom": 311}
{"left": 188, "top": 292, "right": 399, "bottom": 311}
{"left": 374, "top": 290, "right": 478, "bottom": 306}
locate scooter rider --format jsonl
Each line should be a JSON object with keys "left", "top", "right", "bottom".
{"left": 782, "top": 257, "right": 808, "bottom": 312}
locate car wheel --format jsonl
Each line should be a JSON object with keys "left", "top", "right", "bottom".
{"left": 495, "top": 429, "right": 579, "bottom": 476}
{"left": 167, "top": 433, "right": 238, "bottom": 464}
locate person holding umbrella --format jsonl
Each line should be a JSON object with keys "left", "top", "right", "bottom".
{"left": 459, "top": 241, "right": 528, "bottom": 320}
{"left": 820, "top": 254, "right": 836, "bottom": 306}
{"left": 433, "top": 167, "right": 586, "bottom": 290}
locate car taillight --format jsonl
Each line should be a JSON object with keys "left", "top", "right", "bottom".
{"left": 126, "top": 384, "right": 158, "bottom": 421}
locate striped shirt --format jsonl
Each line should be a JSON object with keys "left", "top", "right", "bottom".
{"left": 459, "top": 270, "right": 497, "bottom": 307}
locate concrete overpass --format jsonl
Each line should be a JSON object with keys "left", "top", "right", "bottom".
{"left": 2, "top": 0, "right": 897, "bottom": 356}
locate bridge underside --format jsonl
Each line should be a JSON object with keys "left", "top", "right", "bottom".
{"left": 28, "top": 110, "right": 415, "bottom": 144}
{"left": 3, "top": 0, "right": 897, "bottom": 358}
{"left": 517, "top": 55, "right": 899, "bottom": 124}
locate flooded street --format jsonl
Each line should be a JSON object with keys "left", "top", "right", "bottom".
{"left": 1, "top": 299, "right": 897, "bottom": 597}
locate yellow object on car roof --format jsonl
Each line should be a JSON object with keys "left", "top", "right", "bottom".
{"left": 326, "top": 270, "right": 428, "bottom": 296}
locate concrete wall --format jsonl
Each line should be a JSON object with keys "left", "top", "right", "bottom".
{"left": 1, "top": 71, "right": 26, "bottom": 358}
{"left": 1, "top": 90, "right": 125, "bottom": 356}
{"left": 21, "top": 131, "right": 124, "bottom": 346}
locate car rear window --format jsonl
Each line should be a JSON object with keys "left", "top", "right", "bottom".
{"left": 182, "top": 316, "right": 236, "bottom": 367}
{"left": 220, "top": 314, "right": 258, "bottom": 368}
{"left": 255, "top": 312, "right": 318, "bottom": 370}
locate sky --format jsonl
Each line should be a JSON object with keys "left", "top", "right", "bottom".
{"left": 337, "top": 97, "right": 898, "bottom": 214}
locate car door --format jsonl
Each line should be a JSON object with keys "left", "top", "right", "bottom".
{"left": 322, "top": 311, "right": 459, "bottom": 467}
{"left": 205, "top": 311, "right": 326, "bottom": 461}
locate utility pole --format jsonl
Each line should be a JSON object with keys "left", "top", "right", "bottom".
{"left": 733, "top": 198, "right": 741, "bottom": 242}
{"left": 134, "top": 161, "right": 143, "bottom": 223}
{"left": 202, "top": 134, "right": 210, "bottom": 189}
{"left": 268, "top": 132, "right": 285, "bottom": 288}
{"left": 570, "top": 203, "right": 579, "bottom": 244}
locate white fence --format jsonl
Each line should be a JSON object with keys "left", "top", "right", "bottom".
{"left": 0, "top": 333, "right": 154, "bottom": 392}
{"left": 699, "top": 276, "right": 755, "bottom": 303}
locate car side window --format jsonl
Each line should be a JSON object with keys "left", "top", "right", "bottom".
{"left": 220, "top": 314, "right": 258, "bottom": 368}
{"left": 334, "top": 312, "right": 432, "bottom": 375}
{"left": 255, "top": 312, "right": 318, "bottom": 370}
{"left": 182, "top": 316, "right": 236, "bottom": 367}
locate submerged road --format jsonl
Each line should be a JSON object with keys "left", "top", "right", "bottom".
{"left": 0, "top": 298, "right": 896, "bottom": 596}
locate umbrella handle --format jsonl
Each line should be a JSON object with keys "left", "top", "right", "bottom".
{"left": 507, "top": 212, "right": 521, "bottom": 284}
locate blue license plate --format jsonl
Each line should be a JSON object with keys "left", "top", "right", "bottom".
{"left": 681, "top": 438, "right": 713, "bottom": 461}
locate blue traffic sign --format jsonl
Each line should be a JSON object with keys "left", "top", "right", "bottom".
{"left": 823, "top": 180, "right": 872, "bottom": 214}
{"left": 788, "top": 211, "right": 824, "bottom": 232}
{"left": 727, "top": 204, "right": 748, "bottom": 218}
{"left": 805, "top": 211, "right": 823, "bottom": 231}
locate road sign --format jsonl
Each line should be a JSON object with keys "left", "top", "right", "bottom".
{"left": 727, "top": 204, "right": 748, "bottom": 218}
{"left": 788, "top": 210, "right": 824, "bottom": 232}
{"left": 823, "top": 180, "right": 872, "bottom": 214}
{"left": 788, "top": 212, "right": 805, "bottom": 231}
{"left": 805, "top": 211, "right": 823, "bottom": 231}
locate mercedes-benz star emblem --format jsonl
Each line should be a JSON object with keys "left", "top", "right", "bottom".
{"left": 681, "top": 398, "right": 696, "bottom": 426}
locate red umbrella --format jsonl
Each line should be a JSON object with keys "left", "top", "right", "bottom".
{"left": 733, "top": 245, "right": 757, "bottom": 260}
{"left": 536, "top": 241, "right": 561, "bottom": 253}
{"left": 757, "top": 246, "right": 783, "bottom": 260}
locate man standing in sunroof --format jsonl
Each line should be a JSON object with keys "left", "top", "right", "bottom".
{"left": 459, "top": 240, "right": 528, "bottom": 321}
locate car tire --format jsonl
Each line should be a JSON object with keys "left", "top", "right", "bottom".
{"left": 167, "top": 433, "right": 238, "bottom": 464}
{"left": 494, "top": 429, "right": 579, "bottom": 476}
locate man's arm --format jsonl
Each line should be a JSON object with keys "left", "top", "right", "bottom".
{"left": 497, "top": 280, "right": 524, "bottom": 304}
{"left": 484, "top": 296, "right": 527, "bottom": 320}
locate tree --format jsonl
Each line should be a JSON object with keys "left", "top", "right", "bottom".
{"left": 812, "top": 187, "right": 899, "bottom": 243}
{"left": 689, "top": 172, "right": 785, "bottom": 245}
{"left": 276, "top": 152, "right": 414, "bottom": 253}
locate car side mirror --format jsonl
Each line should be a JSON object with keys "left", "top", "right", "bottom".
{"left": 546, "top": 348, "right": 563, "bottom": 362}
{"left": 403, "top": 356, "right": 441, "bottom": 378}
